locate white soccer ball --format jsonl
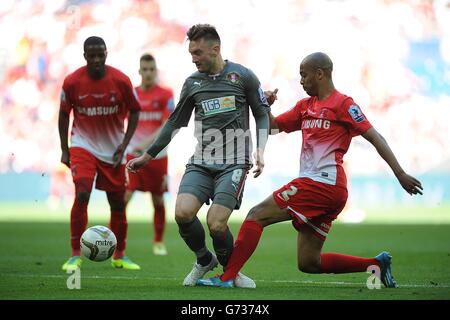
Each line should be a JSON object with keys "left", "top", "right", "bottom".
{"left": 80, "top": 226, "right": 117, "bottom": 262}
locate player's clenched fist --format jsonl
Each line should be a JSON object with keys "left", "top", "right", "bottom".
{"left": 126, "top": 152, "right": 153, "bottom": 173}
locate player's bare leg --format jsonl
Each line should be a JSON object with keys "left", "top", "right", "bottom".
{"left": 247, "top": 195, "right": 293, "bottom": 228}
{"left": 151, "top": 193, "right": 167, "bottom": 255}
{"left": 296, "top": 227, "right": 324, "bottom": 273}
{"left": 297, "top": 224, "right": 398, "bottom": 287}
{"left": 176, "top": 193, "right": 218, "bottom": 286}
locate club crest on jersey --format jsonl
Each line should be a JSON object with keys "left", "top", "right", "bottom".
{"left": 319, "top": 108, "right": 331, "bottom": 118}
{"left": 110, "top": 91, "right": 117, "bottom": 103}
{"left": 348, "top": 104, "right": 365, "bottom": 123}
{"left": 226, "top": 72, "right": 240, "bottom": 84}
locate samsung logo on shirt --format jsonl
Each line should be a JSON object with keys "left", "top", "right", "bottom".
{"left": 302, "top": 119, "right": 331, "bottom": 130}
{"left": 76, "top": 105, "right": 119, "bottom": 116}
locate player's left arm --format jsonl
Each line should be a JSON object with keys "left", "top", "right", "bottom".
{"left": 59, "top": 82, "right": 72, "bottom": 168}
{"left": 362, "top": 127, "right": 423, "bottom": 196}
{"left": 114, "top": 109, "right": 139, "bottom": 167}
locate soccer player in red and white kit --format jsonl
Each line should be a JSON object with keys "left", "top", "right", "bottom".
{"left": 198, "top": 52, "right": 423, "bottom": 288}
{"left": 59, "top": 36, "right": 141, "bottom": 271}
{"left": 125, "top": 54, "right": 174, "bottom": 256}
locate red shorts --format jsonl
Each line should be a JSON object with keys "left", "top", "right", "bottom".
{"left": 126, "top": 154, "right": 168, "bottom": 194}
{"left": 69, "top": 147, "right": 125, "bottom": 192}
{"left": 273, "top": 177, "right": 348, "bottom": 240}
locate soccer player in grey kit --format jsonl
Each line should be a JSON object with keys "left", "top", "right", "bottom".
{"left": 126, "top": 24, "right": 273, "bottom": 288}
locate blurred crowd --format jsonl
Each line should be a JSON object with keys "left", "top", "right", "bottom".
{"left": 0, "top": 0, "right": 449, "bottom": 186}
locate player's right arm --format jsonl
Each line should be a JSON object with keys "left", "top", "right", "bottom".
{"left": 271, "top": 100, "right": 304, "bottom": 134}
{"left": 58, "top": 84, "right": 71, "bottom": 168}
{"left": 126, "top": 80, "right": 194, "bottom": 172}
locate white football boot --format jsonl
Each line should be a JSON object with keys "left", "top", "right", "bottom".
{"left": 234, "top": 272, "right": 256, "bottom": 289}
{"left": 183, "top": 254, "right": 219, "bottom": 286}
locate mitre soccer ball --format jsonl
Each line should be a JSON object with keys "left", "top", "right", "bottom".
{"left": 80, "top": 226, "right": 117, "bottom": 262}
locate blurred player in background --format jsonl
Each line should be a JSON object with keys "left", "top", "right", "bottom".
{"left": 59, "top": 36, "right": 141, "bottom": 271}
{"left": 127, "top": 24, "right": 272, "bottom": 288}
{"left": 198, "top": 52, "right": 423, "bottom": 288}
{"left": 125, "top": 54, "right": 174, "bottom": 256}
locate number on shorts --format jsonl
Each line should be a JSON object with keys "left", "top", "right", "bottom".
{"left": 231, "top": 169, "right": 243, "bottom": 184}
{"left": 281, "top": 186, "right": 298, "bottom": 201}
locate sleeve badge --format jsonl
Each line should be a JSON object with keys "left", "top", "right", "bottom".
{"left": 348, "top": 104, "right": 365, "bottom": 123}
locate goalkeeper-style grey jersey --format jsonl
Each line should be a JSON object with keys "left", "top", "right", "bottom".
{"left": 168, "top": 60, "right": 270, "bottom": 167}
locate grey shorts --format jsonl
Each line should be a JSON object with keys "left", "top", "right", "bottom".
{"left": 178, "top": 164, "right": 250, "bottom": 210}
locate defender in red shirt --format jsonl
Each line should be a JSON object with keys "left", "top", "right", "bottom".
{"left": 59, "top": 36, "right": 141, "bottom": 271}
{"left": 125, "top": 54, "right": 175, "bottom": 256}
{"left": 198, "top": 52, "right": 423, "bottom": 289}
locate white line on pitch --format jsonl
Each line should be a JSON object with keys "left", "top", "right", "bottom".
{"left": 3, "top": 273, "right": 449, "bottom": 289}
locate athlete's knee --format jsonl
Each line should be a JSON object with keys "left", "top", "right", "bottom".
{"left": 207, "top": 219, "right": 228, "bottom": 236}
{"left": 246, "top": 203, "right": 269, "bottom": 224}
{"left": 175, "top": 194, "right": 201, "bottom": 223}
{"left": 75, "top": 192, "right": 90, "bottom": 204}
{"left": 175, "top": 206, "right": 197, "bottom": 224}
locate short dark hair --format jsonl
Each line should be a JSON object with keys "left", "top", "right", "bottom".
{"left": 140, "top": 53, "right": 155, "bottom": 62}
{"left": 186, "top": 24, "right": 221, "bottom": 44}
{"left": 84, "top": 36, "right": 106, "bottom": 51}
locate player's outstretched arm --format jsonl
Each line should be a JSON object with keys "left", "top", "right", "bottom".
{"left": 362, "top": 127, "right": 423, "bottom": 196}
{"left": 126, "top": 152, "right": 153, "bottom": 173}
{"left": 58, "top": 111, "right": 71, "bottom": 168}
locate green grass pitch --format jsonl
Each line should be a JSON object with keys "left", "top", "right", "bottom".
{"left": 1, "top": 219, "right": 449, "bottom": 300}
